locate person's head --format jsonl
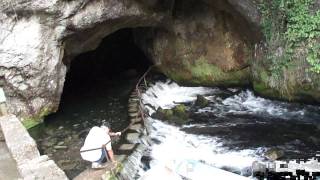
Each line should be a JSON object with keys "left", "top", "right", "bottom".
{"left": 101, "top": 121, "right": 111, "bottom": 133}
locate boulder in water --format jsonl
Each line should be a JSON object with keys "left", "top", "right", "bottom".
{"left": 172, "top": 104, "right": 188, "bottom": 119}
{"left": 194, "top": 95, "right": 209, "bottom": 108}
{"left": 152, "top": 107, "right": 174, "bottom": 120}
{"left": 264, "top": 148, "right": 284, "bottom": 161}
{"left": 152, "top": 105, "right": 189, "bottom": 125}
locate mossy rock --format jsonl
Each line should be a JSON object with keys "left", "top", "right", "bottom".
{"left": 161, "top": 56, "right": 250, "bottom": 87}
{"left": 194, "top": 95, "right": 209, "bottom": 108}
{"left": 152, "top": 107, "right": 174, "bottom": 120}
{"left": 22, "top": 107, "right": 53, "bottom": 129}
{"left": 152, "top": 105, "right": 189, "bottom": 125}
{"left": 172, "top": 104, "right": 187, "bottom": 118}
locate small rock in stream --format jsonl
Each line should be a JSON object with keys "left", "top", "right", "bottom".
{"left": 57, "top": 141, "right": 64, "bottom": 146}
{"left": 54, "top": 145, "right": 68, "bottom": 150}
{"left": 264, "top": 148, "right": 284, "bottom": 161}
{"left": 194, "top": 95, "right": 209, "bottom": 108}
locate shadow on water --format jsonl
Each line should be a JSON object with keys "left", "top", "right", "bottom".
{"left": 29, "top": 28, "right": 152, "bottom": 178}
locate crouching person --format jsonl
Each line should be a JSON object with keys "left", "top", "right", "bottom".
{"left": 80, "top": 122, "right": 121, "bottom": 169}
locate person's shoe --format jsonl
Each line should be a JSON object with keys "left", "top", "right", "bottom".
{"left": 92, "top": 162, "right": 104, "bottom": 169}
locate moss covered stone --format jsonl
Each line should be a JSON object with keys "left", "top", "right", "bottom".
{"left": 172, "top": 104, "right": 188, "bottom": 119}
{"left": 194, "top": 95, "right": 209, "bottom": 108}
{"left": 152, "top": 105, "right": 189, "bottom": 125}
{"left": 22, "top": 107, "right": 53, "bottom": 129}
{"left": 162, "top": 57, "right": 250, "bottom": 87}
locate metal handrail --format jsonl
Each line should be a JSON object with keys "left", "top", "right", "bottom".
{"left": 135, "top": 66, "right": 154, "bottom": 123}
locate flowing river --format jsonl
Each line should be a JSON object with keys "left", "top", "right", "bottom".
{"left": 29, "top": 75, "right": 320, "bottom": 179}
{"left": 135, "top": 79, "right": 320, "bottom": 179}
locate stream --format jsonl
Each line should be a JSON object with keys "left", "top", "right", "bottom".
{"left": 29, "top": 76, "right": 320, "bottom": 179}
{"left": 136, "top": 80, "right": 320, "bottom": 179}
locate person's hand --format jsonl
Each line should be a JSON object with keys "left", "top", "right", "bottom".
{"left": 115, "top": 132, "right": 121, "bottom": 136}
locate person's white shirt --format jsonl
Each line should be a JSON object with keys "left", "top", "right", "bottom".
{"left": 80, "top": 126, "right": 112, "bottom": 162}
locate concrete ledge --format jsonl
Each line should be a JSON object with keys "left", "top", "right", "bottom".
{"left": 0, "top": 115, "right": 68, "bottom": 180}
{"left": 0, "top": 115, "right": 40, "bottom": 163}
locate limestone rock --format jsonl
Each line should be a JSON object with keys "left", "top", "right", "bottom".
{"left": 0, "top": 0, "right": 173, "bottom": 120}
{"left": 134, "top": 0, "right": 255, "bottom": 86}
{"left": 6, "top": 0, "right": 309, "bottom": 121}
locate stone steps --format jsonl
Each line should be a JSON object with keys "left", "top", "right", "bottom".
{"left": 126, "top": 133, "right": 140, "bottom": 143}
{"left": 129, "top": 123, "right": 143, "bottom": 133}
{"left": 128, "top": 112, "right": 140, "bottom": 118}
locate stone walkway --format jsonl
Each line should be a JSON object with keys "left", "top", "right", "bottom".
{"left": 0, "top": 130, "right": 20, "bottom": 180}
{"left": 73, "top": 89, "right": 145, "bottom": 179}
{"left": 0, "top": 115, "right": 68, "bottom": 180}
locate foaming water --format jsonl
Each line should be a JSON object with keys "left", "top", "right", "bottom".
{"left": 146, "top": 119, "right": 263, "bottom": 175}
{"left": 136, "top": 80, "right": 320, "bottom": 179}
{"left": 141, "top": 80, "right": 216, "bottom": 113}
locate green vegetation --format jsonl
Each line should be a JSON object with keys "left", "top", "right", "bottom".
{"left": 259, "top": 0, "right": 320, "bottom": 74}
{"left": 22, "top": 107, "right": 52, "bottom": 129}
{"left": 22, "top": 118, "right": 43, "bottom": 130}
{"left": 104, "top": 162, "right": 124, "bottom": 180}
{"left": 181, "top": 56, "right": 249, "bottom": 86}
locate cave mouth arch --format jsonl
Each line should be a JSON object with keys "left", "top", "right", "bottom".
{"left": 63, "top": 28, "right": 153, "bottom": 95}
{"left": 59, "top": 28, "right": 153, "bottom": 128}
{"left": 30, "top": 28, "right": 153, "bottom": 178}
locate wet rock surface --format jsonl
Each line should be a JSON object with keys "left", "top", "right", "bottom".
{"left": 152, "top": 104, "right": 189, "bottom": 125}
{"left": 194, "top": 95, "right": 209, "bottom": 108}
{"left": 264, "top": 148, "right": 284, "bottom": 161}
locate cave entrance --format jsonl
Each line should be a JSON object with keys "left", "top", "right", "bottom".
{"left": 29, "top": 28, "right": 152, "bottom": 178}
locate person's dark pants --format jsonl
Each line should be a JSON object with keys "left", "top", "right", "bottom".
{"left": 95, "top": 148, "right": 109, "bottom": 163}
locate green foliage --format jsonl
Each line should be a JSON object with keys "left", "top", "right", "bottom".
{"left": 259, "top": 0, "right": 320, "bottom": 74}
{"left": 307, "top": 42, "right": 320, "bottom": 73}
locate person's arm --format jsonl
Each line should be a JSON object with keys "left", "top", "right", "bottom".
{"left": 107, "top": 149, "right": 115, "bottom": 162}
{"left": 109, "top": 131, "right": 121, "bottom": 136}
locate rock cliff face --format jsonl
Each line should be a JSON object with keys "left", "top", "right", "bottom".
{"left": 135, "top": 0, "right": 257, "bottom": 86}
{"left": 0, "top": 0, "right": 319, "bottom": 122}
{"left": 0, "top": 0, "right": 173, "bottom": 121}
{"left": 251, "top": 0, "right": 320, "bottom": 103}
